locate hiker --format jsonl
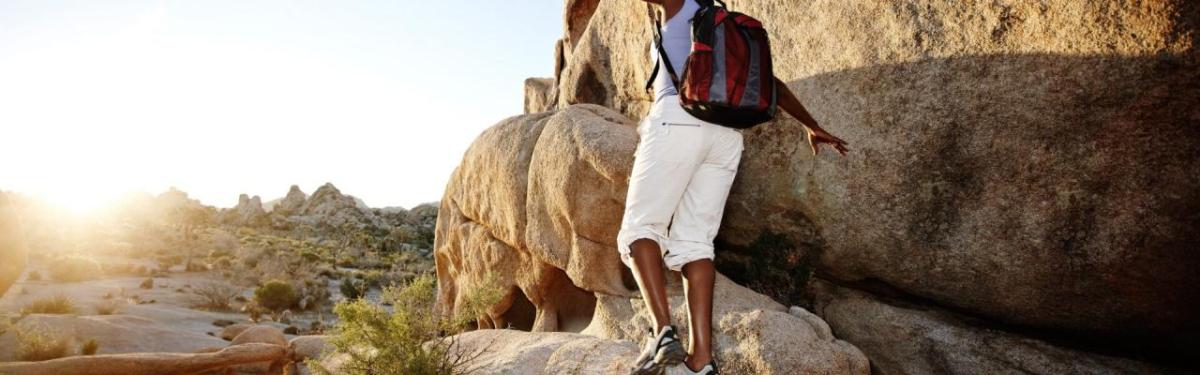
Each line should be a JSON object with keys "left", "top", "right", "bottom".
{"left": 621, "top": 1, "right": 849, "bottom": 374}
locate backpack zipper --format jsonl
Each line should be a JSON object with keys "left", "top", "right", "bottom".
{"left": 662, "top": 122, "right": 700, "bottom": 127}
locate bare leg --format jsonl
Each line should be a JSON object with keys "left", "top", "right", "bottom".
{"left": 629, "top": 238, "right": 672, "bottom": 329}
{"left": 681, "top": 259, "right": 715, "bottom": 369}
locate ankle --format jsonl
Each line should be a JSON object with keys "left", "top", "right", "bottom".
{"left": 684, "top": 354, "right": 711, "bottom": 370}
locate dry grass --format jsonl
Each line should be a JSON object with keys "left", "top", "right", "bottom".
{"left": 21, "top": 295, "right": 77, "bottom": 316}
{"left": 190, "top": 281, "right": 243, "bottom": 310}
{"left": 16, "top": 325, "right": 73, "bottom": 361}
{"left": 80, "top": 338, "right": 100, "bottom": 355}
{"left": 94, "top": 299, "right": 124, "bottom": 315}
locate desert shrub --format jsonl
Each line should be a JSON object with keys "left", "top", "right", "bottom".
{"left": 254, "top": 280, "right": 299, "bottom": 312}
{"left": 316, "top": 267, "right": 339, "bottom": 279}
{"left": 340, "top": 278, "right": 367, "bottom": 300}
{"left": 243, "top": 301, "right": 264, "bottom": 323}
{"left": 0, "top": 318, "right": 10, "bottom": 336}
{"left": 26, "top": 271, "right": 41, "bottom": 282}
{"left": 308, "top": 274, "right": 499, "bottom": 375}
{"left": 80, "top": 338, "right": 100, "bottom": 355}
{"left": 140, "top": 278, "right": 154, "bottom": 289}
{"left": 17, "top": 325, "right": 73, "bottom": 361}
{"left": 335, "top": 256, "right": 355, "bottom": 267}
{"left": 301, "top": 251, "right": 322, "bottom": 263}
{"left": 184, "top": 260, "right": 208, "bottom": 272}
{"left": 94, "top": 299, "right": 123, "bottom": 315}
{"left": 445, "top": 272, "right": 506, "bottom": 329}
{"left": 235, "top": 227, "right": 258, "bottom": 238}
{"left": 156, "top": 254, "right": 184, "bottom": 271}
{"left": 191, "top": 282, "right": 243, "bottom": 310}
{"left": 48, "top": 256, "right": 104, "bottom": 282}
{"left": 300, "top": 279, "right": 330, "bottom": 311}
{"left": 363, "top": 270, "right": 386, "bottom": 287}
{"left": 21, "top": 295, "right": 77, "bottom": 316}
{"left": 210, "top": 256, "right": 234, "bottom": 270}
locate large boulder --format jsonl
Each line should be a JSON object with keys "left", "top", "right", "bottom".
{"left": 584, "top": 273, "right": 868, "bottom": 374}
{"left": 0, "top": 315, "right": 230, "bottom": 360}
{"left": 437, "top": 104, "right": 867, "bottom": 373}
{"left": 0, "top": 343, "right": 287, "bottom": 375}
{"left": 451, "top": 329, "right": 639, "bottom": 374}
{"left": 552, "top": 0, "right": 1200, "bottom": 357}
{"left": 0, "top": 192, "right": 26, "bottom": 297}
{"left": 230, "top": 325, "right": 287, "bottom": 347}
{"left": 524, "top": 77, "right": 557, "bottom": 114}
{"left": 811, "top": 282, "right": 1178, "bottom": 374}
{"left": 436, "top": 105, "right": 638, "bottom": 333}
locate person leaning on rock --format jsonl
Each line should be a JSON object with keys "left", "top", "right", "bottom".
{"left": 622, "top": 0, "right": 849, "bottom": 374}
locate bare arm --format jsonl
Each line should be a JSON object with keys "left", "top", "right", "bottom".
{"left": 640, "top": 0, "right": 683, "bottom": 19}
{"left": 776, "top": 78, "right": 849, "bottom": 156}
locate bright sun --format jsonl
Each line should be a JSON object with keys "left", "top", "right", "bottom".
{"left": 28, "top": 185, "right": 124, "bottom": 216}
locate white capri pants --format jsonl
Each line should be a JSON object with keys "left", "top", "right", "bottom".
{"left": 617, "top": 95, "right": 744, "bottom": 272}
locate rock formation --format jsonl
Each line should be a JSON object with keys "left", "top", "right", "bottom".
{"left": 524, "top": 77, "right": 557, "bottom": 114}
{"left": 442, "top": 0, "right": 1198, "bottom": 373}
{"left": 0, "top": 192, "right": 26, "bottom": 297}
{"left": 265, "top": 185, "right": 308, "bottom": 216}
{"left": 811, "top": 282, "right": 1173, "bottom": 375}
{"left": 583, "top": 273, "right": 868, "bottom": 374}
{"left": 437, "top": 104, "right": 869, "bottom": 372}
{"left": 453, "top": 330, "right": 639, "bottom": 374}
{"left": 437, "top": 106, "right": 635, "bottom": 333}
{"left": 0, "top": 323, "right": 306, "bottom": 375}
{"left": 219, "top": 194, "right": 270, "bottom": 227}
{"left": 285, "top": 183, "right": 386, "bottom": 229}
{"left": 0, "top": 343, "right": 287, "bottom": 375}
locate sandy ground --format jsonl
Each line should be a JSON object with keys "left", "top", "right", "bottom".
{"left": 0, "top": 260, "right": 333, "bottom": 361}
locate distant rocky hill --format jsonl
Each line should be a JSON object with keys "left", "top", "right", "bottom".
{"left": 219, "top": 183, "right": 434, "bottom": 232}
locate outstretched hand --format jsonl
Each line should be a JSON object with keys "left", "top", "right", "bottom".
{"left": 806, "top": 127, "right": 850, "bottom": 156}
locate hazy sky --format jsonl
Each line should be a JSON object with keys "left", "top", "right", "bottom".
{"left": 0, "top": 0, "right": 564, "bottom": 211}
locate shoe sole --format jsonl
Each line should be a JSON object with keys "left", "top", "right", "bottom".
{"left": 630, "top": 341, "right": 687, "bottom": 375}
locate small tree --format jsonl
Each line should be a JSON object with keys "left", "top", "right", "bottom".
{"left": 254, "top": 280, "right": 299, "bottom": 312}
{"left": 168, "top": 204, "right": 214, "bottom": 272}
{"left": 308, "top": 273, "right": 502, "bottom": 375}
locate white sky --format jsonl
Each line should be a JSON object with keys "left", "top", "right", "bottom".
{"left": 0, "top": 1, "right": 564, "bottom": 211}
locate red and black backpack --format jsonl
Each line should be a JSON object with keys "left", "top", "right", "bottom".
{"left": 645, "top": 0, "right": 778, "bottom": 129}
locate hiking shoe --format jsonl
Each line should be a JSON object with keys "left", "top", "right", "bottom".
{"left": 630, "top": 325, "right": 686, "bottom": 375}
{"left": 666, "top": 361, "right": 719, "bottom": 375}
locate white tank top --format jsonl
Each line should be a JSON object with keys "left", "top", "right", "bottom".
{"left": 651, "top": 0, "right": 701, "bottom": 101}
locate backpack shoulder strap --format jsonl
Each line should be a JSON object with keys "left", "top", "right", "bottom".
{"left": 643, "top": 5, "right": 681, "bottom": 93}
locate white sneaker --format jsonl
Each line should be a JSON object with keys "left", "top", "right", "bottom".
{"left": 666, "top": 361, "right": 719, "bottom": 375}
{"left": 629, "top": 325, "right": 687, "bottom": 375}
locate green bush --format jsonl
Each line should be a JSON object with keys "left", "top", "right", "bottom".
{"left": 340, "top": 278, "right": 367, "bottom": 300}
{"left": 21, "top": 295, "right": 77, "bottom": 316}
{"left": 254, "top": 280, "right": 299, "bottom": 312}
{"left": 48, "top": 256, "right": 104, "bottom": 283}
{"left": 26, "top": 271, "right": 41, "bottom": 282}
{"left": 308, "top": 274, "right": 497, "bottom": 375}
{"left": 16, "top": 325, "right": 72, "bottom": 361}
